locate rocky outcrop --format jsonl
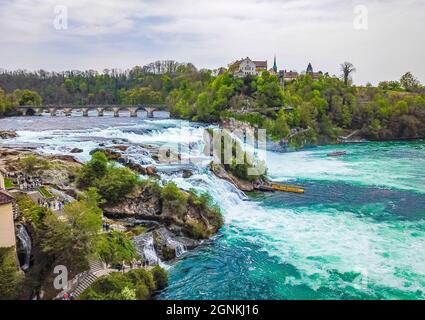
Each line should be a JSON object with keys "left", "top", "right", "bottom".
{"left": 152, "top": 227, "right": 199, "bottom": 261}
{"left": 0, "top": 130, "right": 18, "bottom": 139}
{"left": 182, "top": 169, "right": 193, "bottom": 178}
{"left": 70, "top": 148, "right": 83, "bottom": 154}
{"left": 103, "top": 183, "right": 223, "bottom": 261}
{"left": 0, "top": 147, "right": 82, "bottom": 194}
{"left": 90, "top": 147, "right": 160, "bottom": 177}
{"left": 210, "top": 162, "right": 254, "bottom": 192}
{"left": 112, "top": 145, "right": 128, "bottom": 151}
{"left": 90, "top": 148, "right": 121, "bottom": 160}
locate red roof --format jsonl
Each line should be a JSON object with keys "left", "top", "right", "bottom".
{"left": 0, "top": 190, "right": 14, "bottom": 205}
{"left": 253, "top": 61, "right": 268, "bottom": 69}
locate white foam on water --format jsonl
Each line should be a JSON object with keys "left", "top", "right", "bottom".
{"left": 181, "top": 171, "right": 425, "bottom": 298}
{"left": 3, "top": 118, "right": 425, "bottom": 298}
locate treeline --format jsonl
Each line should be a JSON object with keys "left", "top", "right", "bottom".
{"left": 1, "top": 61, "right": 425, "bottom": 144}
{"left": 169, "top": 67, "right": 425, "bottom": 144}
{"left": 0, "top": 60, "right": 198, "bottom": 107}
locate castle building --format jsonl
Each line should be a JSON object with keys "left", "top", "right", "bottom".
{"left": 229, "top": 57, "right": 323, "bottom": 84}
{"left": 230, "top": 57, "right": 268, "bottom": 77}
{"left": 305, "top": 62, "right": 322, "bottom": 80}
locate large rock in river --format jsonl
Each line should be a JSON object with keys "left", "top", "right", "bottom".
{"left": 0, "top": 131, "right": 18, "bottom": 139}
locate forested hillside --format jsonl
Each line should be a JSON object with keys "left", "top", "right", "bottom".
{"left": 1, "top": 61, "right": 424, "bottom": 146}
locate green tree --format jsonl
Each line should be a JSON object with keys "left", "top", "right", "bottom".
{"left": 19, "top": 155, "right": 50, "bottom": 175}
{"left": 340, "top": 62, "right": 356, "bottom": 86}
{"left": 13, "top": 89, "right": 42, "bottom": 106}
{"left": 41, "top": 189, "right": 103, "bottom": 274}
{"left": 400, "top": 72, "right": 421, "bottom": 92}
{"left": 95, "top": 231, "right": 138, "bottom": 266}
{"left": 94, "top": 166, "right": 139, "bottom": 205}
{"left": 0, "top": 247, "right": 24, "bottom": 300}
{"left": 77, "top": 151, "right": 108, "bottom": 189}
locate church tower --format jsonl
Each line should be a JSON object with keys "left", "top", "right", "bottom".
{"left": 306, "top": 62, "right": 313, "bottom": 74}
{"left": 273, "top": 55, "right": 278, "bottom": 73}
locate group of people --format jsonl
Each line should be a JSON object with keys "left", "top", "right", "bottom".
{"left": 117, "top": 259, "right": 149, "bottom": 273}
{"left": 62, "top": 292, "right": 75, "bottom": 301}
{"left": 37, "top": 198, "right": 65, "bottom": 211}
{"left": 102, "top": 222, "right": 111, "bottom": 232}
{"left": 16, "top": 174, "right": 42, "bottom": 191}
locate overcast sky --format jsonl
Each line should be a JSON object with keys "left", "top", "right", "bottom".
{"left": 0, "top": 0, "right": 424, "bottom": 84}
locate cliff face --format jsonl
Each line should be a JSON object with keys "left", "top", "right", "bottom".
{"left": 210, "top": 162, "right": 254, "bottom": 192}
{"left": 1, "top": 146, "right": 223, "bottom": 263}
{"left": 103, "top": 184, "right": 223, "bottom": 261}
{"left": 103, "top": 185, "right": 222, "bottom": 239}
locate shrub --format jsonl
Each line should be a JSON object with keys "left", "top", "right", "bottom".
{"left": 152, "top": 265, "right": 168, "bottom": 290}
{"left": 94, "top": 166, "right": 139, "bottom": 205}
{"left": 95, "top": 231, "right": 138, "bottom": 266}
{"left": 19, "top": 155, "right": 50, "bottom": 175}
{"left": 77, "top": 152, "right": 140, "bottom": 206}
{"left": 161, "top": 182, "right": 187, "bottom": 218}
{"left": 79, "top": 267, "right": 168, "bottom": 300}
{"left": 0, "top": 247, "right": 23, "bottom": 300}
{"left": 76, "top": 151, "right": 108, "bottom": 189}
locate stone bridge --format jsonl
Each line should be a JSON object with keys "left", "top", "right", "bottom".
{"left": 17, "top": 104, "right": 167, "bottom": 118}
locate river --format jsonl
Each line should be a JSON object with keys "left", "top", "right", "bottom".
{"left": 1, "top": 112, "right": 424, "bottom": 300}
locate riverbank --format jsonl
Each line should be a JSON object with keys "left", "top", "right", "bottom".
{"left": 0, "top": 140, "right": 224, "bottom": 299}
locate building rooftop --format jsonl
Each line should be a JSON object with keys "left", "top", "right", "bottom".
{"left": 0, "top": 190, "right": 14, "bottom": 205}
{"left": 253, "top": 61, "right": 268, "bottom": 69}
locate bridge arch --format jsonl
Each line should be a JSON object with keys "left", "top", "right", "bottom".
{"left": 22, "top": 107, "right": 36, "bottom": 116}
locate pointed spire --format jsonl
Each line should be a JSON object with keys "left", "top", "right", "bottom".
{"left": 273, "top": 55, "right": 278, "bottom": 73}
{"left": 307, "top": 62, "right": 313, "bottom": 74}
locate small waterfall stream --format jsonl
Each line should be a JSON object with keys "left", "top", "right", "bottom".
{"left": 133, "top": 233, "right": 161, "bottom": 266}
{"left": 16, "top": 224, "right": 32, "bottom": 271}
{"left": 160, "top": 230, "right": 187, "bottom": 258}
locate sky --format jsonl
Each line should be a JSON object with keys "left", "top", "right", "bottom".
{"left": 0, "top": 0, "right": 424, "bottom": 85}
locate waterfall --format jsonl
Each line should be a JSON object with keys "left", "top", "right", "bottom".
{"left": 163, "top": 233, "right": 187, "bottom": 258}
{"left": 16, "top": 224, "right": 32, "bottom": 271}
{"left": 172, "top": 241, "right": 187, "bottom": 258}
{"left": 133, "top": 233, "right": 161, "bottom": 266}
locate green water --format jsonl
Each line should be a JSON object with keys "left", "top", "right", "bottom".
{"left": 1, "top": 117, "right": 423, "bottom": 300}
{"left": 160, "top": 140, "right": 425, "bottom": 300}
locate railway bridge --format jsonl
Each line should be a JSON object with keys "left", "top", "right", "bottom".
{"left": 17, "top": 104, "right": 167, "bottom": 118}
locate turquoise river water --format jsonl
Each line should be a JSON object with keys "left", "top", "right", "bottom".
{"left": 1, "top": 113, "right": 424, "bottom": 300}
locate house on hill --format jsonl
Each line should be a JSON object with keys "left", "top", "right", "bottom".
{"left": 230, "top": 57, "right": 268, "bottom": 77}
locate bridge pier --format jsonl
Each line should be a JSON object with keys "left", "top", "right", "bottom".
{"left": 128, "top": 107, "right": 139, "bottom": 117}
{"left": 49, "top": 108, "right": 57, "bottom": 116}
{"left": 63, "top": 108, "right": 72, "bottom": 117}
{"left": 34, "top": 108, "right": 43, "bottom": 116}
{"left": 82, "top": 108, "right": 89, "bottom": 117}
{"left": 113, "top": 107, "right": 120, "bottom": 118}
{"left": 20, "top": 109, "right": 28, "bottom": 116}
{"left": 97, "top": 108, "right": 104, "bottom": 117}
{"left": 145, "top": 107, "right": 156, "bottom": 119}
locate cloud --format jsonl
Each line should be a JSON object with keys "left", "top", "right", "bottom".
{"left": 0, "top": 0, "right": 424, "bottom": 84}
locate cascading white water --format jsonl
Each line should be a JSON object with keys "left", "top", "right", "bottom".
{"left": 3, "top": 117, "right": 425, "bottom": 299}
{"left": 133, "top": 233, "right": 161, "bottom": 266}
{"left": 174, "top": 242, "right": 187, "bottom": 258}
{"left": 158, "top": 229, "right": 187, "bottom": 258}
{"left": 16, "top": 224, "right": 32, "bottom": 271}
